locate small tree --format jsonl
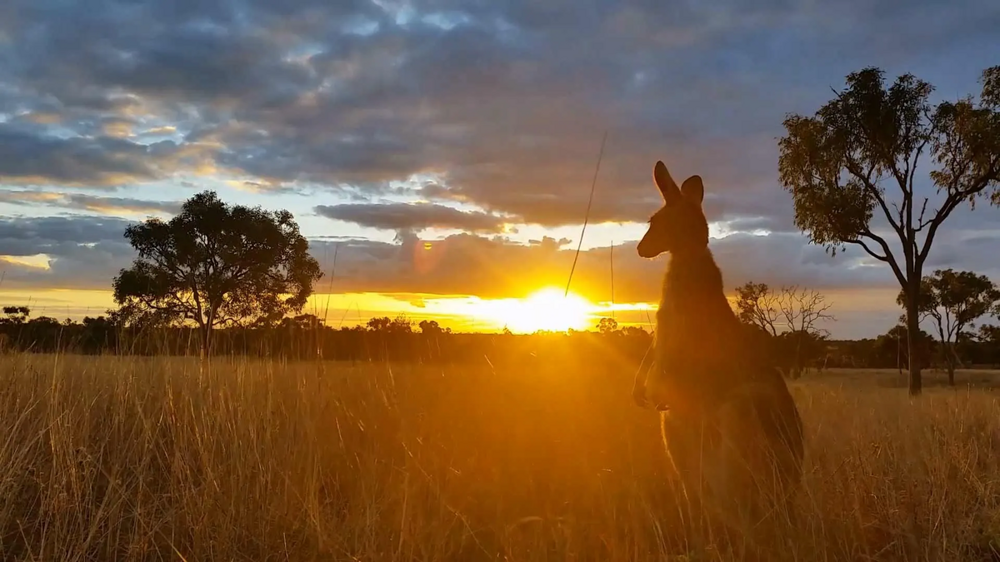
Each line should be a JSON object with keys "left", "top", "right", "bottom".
{"left": 113, "top": 191, "right": 323, "bottom": 356}
{"left": 877, "top": 324, "right": 936, "bottom": 374}
{"left": 597, "top": 317, "right": 619, "bottom": 335}
{"left": 980, "top": 325, "right": 1000, "bottom": 344}
{"left": 980, "top": 324, "right": 1000, "bottom": 367}
{"left": 734, "top": 282, "right": 834, "bottom": 378}
{"left": 367, "top": 315, "right": 413, "bottom": 334}
{"left": 735, "top": 282, "right": 780, "bottom": 336}
{"left": 419, "top": 319, "right": 444, "bottom": 335}
{"left": 1, "top": 306, "right": 30, "bottom": 326}
{"left": 390, "top": 315, "right": 414, "bottom": 334}
{"left": 895, "top": 269, "right": 1000, "bottom": 385}
{"left": 778, "top": 66, "right": 1000, "bottom": 395}
{"left": 778, "top": 285, "right": 835, "bottom": 339}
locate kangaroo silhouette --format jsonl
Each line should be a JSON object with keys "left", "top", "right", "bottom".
{"left": 632, "top": 160, "right": 805, "bottom": 553}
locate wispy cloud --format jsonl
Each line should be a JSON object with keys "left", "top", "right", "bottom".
{"left": 0, "top": 190, "right": 181, "bottom": 216}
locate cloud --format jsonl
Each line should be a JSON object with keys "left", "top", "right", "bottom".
{"left": 0, "top": 210, "right": 891, "bottom": 300}
{"left": 3, "top": 0, "right": 1000, "bottom": 338}
{"left": 0, "top": 121, "right": 217, "bottom": 188}
{"left": 0, "top": 216, "right": 136, "bottom": 290}
{"left": 0, "top": 124, "right": 163, "bottom": 187}
{"left": 307, "top": 230, "right": 904, "bottom": 305}
{"left": 315, "top": 202, "right": 511, "bottom": 233}
{"left": 3, "top": 0, "right": 996, "bottom": 222}
{"left": 0, "top": 190, "right": 181, "bottom": 216}
{"left": 3, "top": 209, "right": 998, "bottom": 338}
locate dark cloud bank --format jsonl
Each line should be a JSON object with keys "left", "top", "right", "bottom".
{"left": 1, "top": 0, "right": 1000, "bottom": 336}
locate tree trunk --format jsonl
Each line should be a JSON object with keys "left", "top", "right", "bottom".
{"left": 794, "top": 338, "right": 803, "bottom": 378}
{"left": 945, "top": 342, "right": 956, "bottom": 386}
{"left": 896, "top": 332, "right": 903, "bottom": 376}
{"left": 905, "top": 290, "right": 923, "bottom": 396}
{"left": 200, "top": 324, "right": 213, "bottom": 359}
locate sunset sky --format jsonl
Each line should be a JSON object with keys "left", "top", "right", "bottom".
{"left": 1, "top": 0, "right": 999, "bottom": 337}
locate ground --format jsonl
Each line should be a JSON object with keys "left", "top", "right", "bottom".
{"left": 1, "top": 353, "right": 999, "bottom": 561}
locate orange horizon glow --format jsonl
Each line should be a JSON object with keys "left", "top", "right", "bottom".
{"left": 0, "top": 285, "right": 893, "bottom": 336}
{"left": 0, "top": 286, "right": 658, "bottom": 334}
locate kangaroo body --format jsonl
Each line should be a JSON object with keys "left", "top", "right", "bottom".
{"left": 632, "top": 161, "right": 805, "bottom": 552}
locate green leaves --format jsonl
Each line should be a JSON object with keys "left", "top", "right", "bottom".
{"left": 981, "top": 65, "right": 1000, "bottom": 109}
{"left": 778, "top": 64, "right": 1000, "bottom": 273}
{"left": 930, "top": 97, "right": 1000, "bottom": 204}
{"left": 778, "top": 112, "right": 876, "bottom": 256}
{"left": 895, "top": 269, "right": 1000, "bottom": 341}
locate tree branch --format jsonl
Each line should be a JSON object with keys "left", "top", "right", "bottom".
{"left": 917, "top": 193, "right": 966, "bottom": 267}
{"left": 846, "top": 238, "right": 888, "bottom": 262}
{"left": 844, "top": 160, "right": 905, "bottom": 237}
{"left": 854, "top": 228, "right": 907, "bottom": 286}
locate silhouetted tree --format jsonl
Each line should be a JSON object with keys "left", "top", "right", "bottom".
{"left": 389, "top": 315, "right": 413, "bottom": 334}
{"left": 620, "top": 326, "right": 649, "bottom": 338}
{"left": 597, "top": 317, "right": 619, "bottom": 335}
{"left": 980, "top": 325, "right": 1000, "bottom": 344}
{"left": 734, "top": 282, "right": 834, "bottom": 378}
{"left": 979, "top": 324, "right": 1000, "bottom": 367}
{"left": 112, "top": 191, "right": 323, "bottom": 356}
{"left": 779, "top": 65, "right": 1000, "bottom": 395}
{"left": 896, "top": 269, "right": 1000, "bottom": 385}
{"left": 419, "top": 320, "right": 444, "bottom": 335}
{"left": 735, "top": 282, "right": 781, "bottom": 336}
{"left": 1, "top": 306, "right": 30, "bottom": 326}
{"left": 876, "top": 324, "right": 936, "bottom": 375}
{"left": 280, "top": 314, "right": 325, "bottom": 330}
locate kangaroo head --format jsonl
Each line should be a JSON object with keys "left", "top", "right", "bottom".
{"left": 636, "top": 160, "right": 708, "bottom": 258}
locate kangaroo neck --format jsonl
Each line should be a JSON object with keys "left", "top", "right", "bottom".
{"left": 662, "top": 246, "right": 725, "bottom": 304}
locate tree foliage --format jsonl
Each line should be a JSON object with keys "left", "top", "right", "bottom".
{"left": 1, "top": 306, "right": 30, "bottom": 326}
{"left": 735, "top": 282, "right": 780, "bottom": 335}
{"left": 112, "top": 191, "right": 323, "bottom": 354}
{"left": 778, "top": 65, "right": 1000, "bottom": 394}
{"left": 895, "top": 269, "right": 1000, "bottom": 384}
{"left": 597, "top": 317, "right": 619, "bottom": 335}
{"left": 367, "top": 315, "right": 415, "bottom": 334}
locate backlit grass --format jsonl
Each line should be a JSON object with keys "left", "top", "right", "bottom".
{"left": 1, "top": 353, "right": 999, "bottom": 561}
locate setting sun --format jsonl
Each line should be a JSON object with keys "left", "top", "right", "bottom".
{"left": 476, "top": 287, "right": 596, "bottom": 333}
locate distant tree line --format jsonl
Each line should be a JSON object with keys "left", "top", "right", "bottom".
{"left": 5, "top": 301, "right": 1000, "bottom": 373}
{"left": 0, "top": 307, "right": 654, "bottom": 367}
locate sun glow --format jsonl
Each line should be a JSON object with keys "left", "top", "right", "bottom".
{"left": 477, "top": 287, "right": 596, "bottom": 333}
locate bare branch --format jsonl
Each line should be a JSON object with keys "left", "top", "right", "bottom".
{"left": 914, "top": 198, "right": 930, "bottom": 231}
{"left": 846, "top": 238, "right": 888, "bottom": 262}
{"left": 917, "top": 192, "right": 966, "bottom": 267}
{"left": 778, "top": 285, "right": 835, "bottom": 336}
{"left": 859, "top": 228, "right": 908, "bottom": 286}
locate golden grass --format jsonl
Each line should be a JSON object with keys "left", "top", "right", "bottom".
{"left": 2, "top": 353, "right": 1000, "bottom": 561}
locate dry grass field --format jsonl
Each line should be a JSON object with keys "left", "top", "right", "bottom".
{"left": 2, "top": 352, "right": 1000, "bottom": 561}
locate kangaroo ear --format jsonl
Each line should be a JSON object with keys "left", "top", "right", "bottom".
{"left": 653, "top": 161, "right": 680, "bottom": 202}
{"left": 680, "top": 175, "right": 704, "bottom": 204}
